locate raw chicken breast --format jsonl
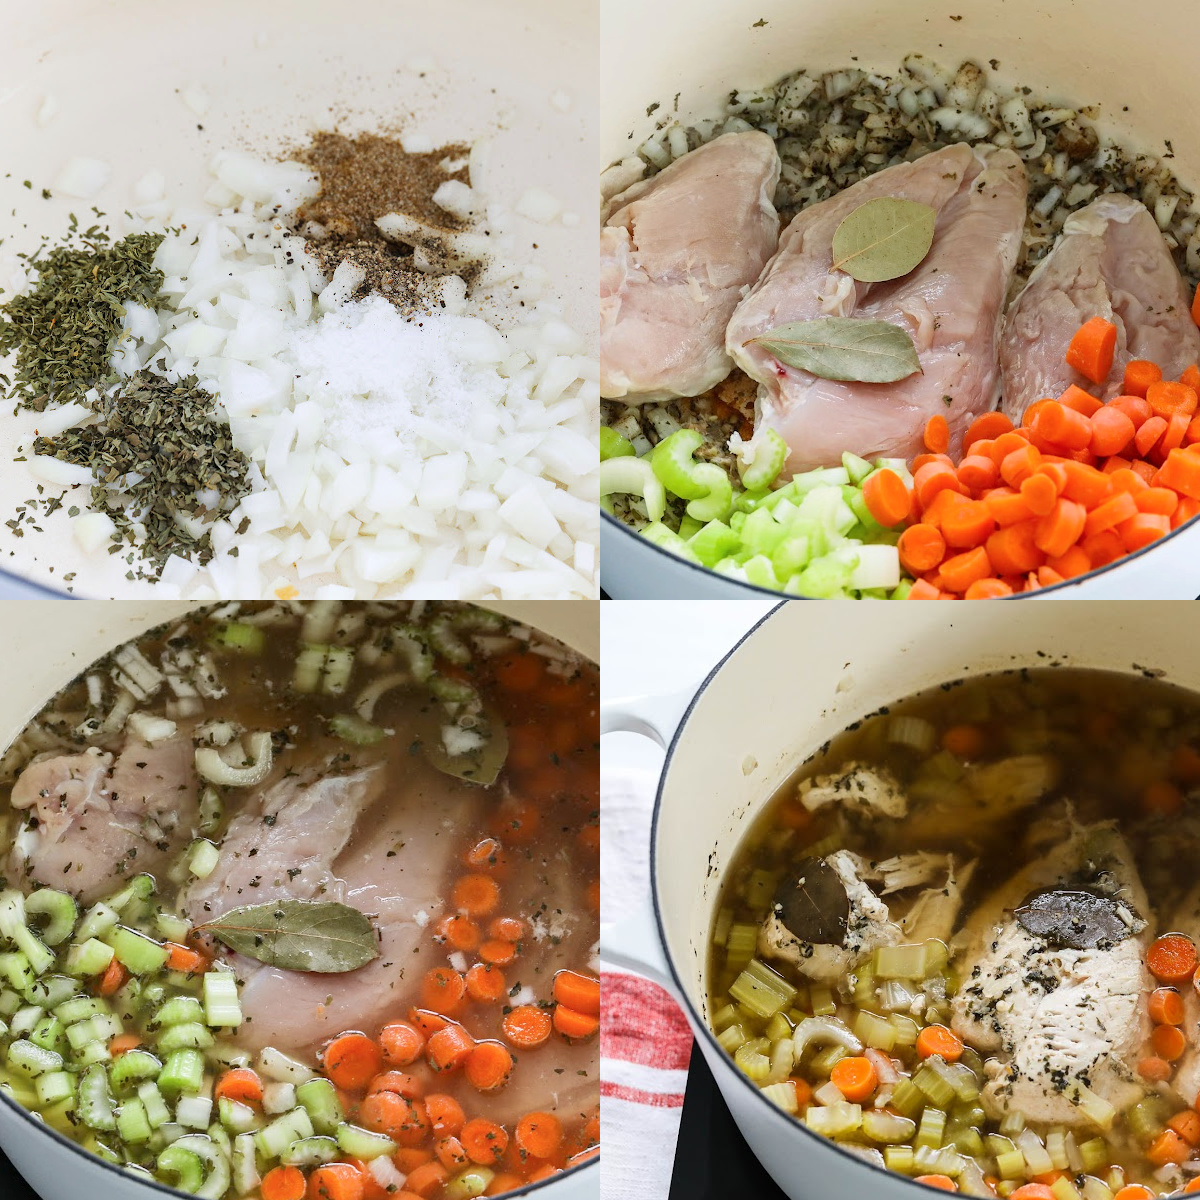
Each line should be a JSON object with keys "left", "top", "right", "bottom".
{"left": 600, "top": 132, "right": 781, "bottom": 401}
{"left": 182, "top": 751, "right": 595, "bottom": 1122}
{"left": 950, "top": 823, "right": 1153, "bottom": 1126}
{"left": 727, "top": 144, "right": 1027, "bottom": 475}
{"left": 180, "top": 755, "right": 468, "bottom": 1055}
{"left": 1000, "top": 194, "right": 1200, "bottom": 422}
{"left": 9, "top": 737, "right": 199, "bottom": 902}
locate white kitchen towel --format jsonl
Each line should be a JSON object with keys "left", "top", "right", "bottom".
{"left": 601, "top": 767, "right": 694, "bottom": 1200}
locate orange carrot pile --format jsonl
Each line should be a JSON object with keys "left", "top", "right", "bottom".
{"left": 892, "top": 317, "right": 1200, "bottom": 598}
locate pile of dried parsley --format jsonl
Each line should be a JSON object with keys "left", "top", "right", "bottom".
{"left": 0, "top": 222, "right": 164, "bottom": 411}
{"left": 0, "top": 220, "right": 252, "bottom": 576}
{"left": 33, "top": 371, "right": 252, "bottom": 576}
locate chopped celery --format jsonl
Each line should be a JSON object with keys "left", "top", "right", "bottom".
{"left": 804, "top": 1102, "right": 862, "bottom": 1138}
{"left": 24, "top": 890, "right": 78, "bottom": 946}
{"left": 281, "top": 1135, "right": 340, "bottom": 1167}
{"left": 34, "top": 1069, "right": 74, "bottom": 1106}
{"left": 760, "top": 1081, "right": 799, "bottom": 1114}
{"left": 884, "top": 1145, "right": 916, "bottom": 1174}
{"left": 600, "top": 426, "right": 635, "bottom": 461}
{"left": 336, "top": 1122, "right": 396, "bottom": 1160}
{"left": 78, "top": 1064, "right": 116, "bottom": 1130}
{"left": 914, "top": 1106, "right": 946, "bottom": 1151}
{"left": 874, "top": 942, "right": 934, "bottom": 980}
{"left": 810, "top": 986, "right": 837, "bottom": 1017}
{"left": 105, "top": 875, "right": 155, "bottom": 915}
{"left": 445, "top": 1168, "right": 496, "bottom": 1200}
{"left": 76, "top": 903, "right": 120, "bottom": 942}
{"left": 728, "top": 959, "right": 797, "bottom": 1020}
{"left": 256, "top": 1107, "right": 315, "bottom": 1159}
{"left": 157, "top": 1134, "right": 230, "bottom": 1199}
{"left": 210, "top": 622, "right": 265, "bottom": 654}
{"left": 328, "top": 713, "right": 387, "bottom": 745}
{"left": 136, "top": 1084, "right": 171, "bottom": 1128}
{"left": 0, "top": 952, "right": 34, "bottom": 992}
{"left": 296, "top": 1078, "right": 344, "bottom": 1136}
{"left": 110, "top": 1049, "right": 162, "bottom": 1089}
{"left": 854, "top": 1010, "right": 896, "bottom": 1051}
{"left": 1079, "top": 1138, "right": 1108, "bottom": 1174}
{"left": 155, "top": 912, "right": 193, "bottom": 944}
{"left": 810, "top": 1043, "right": 849, "bottom": 1076}
{"left": 232, "top": 1132, "right": 261, "bottom": 1197}
{"left": 888, "top": 1078, "right": 926, "bottom": 1118}
{"left": 158, "top": 1022, "right": 215, "bottom": 1053}
{"left": 203, "top": 972, "right": 242, "bottom": 1028}
{"left": 186, "top": 839, "right": 221, "bottom": 879}
{"left": 116, "top": 1097, "right": 152, "bottom": 1144}
{"left": 104, "top": 925, "right": 169, "bottom": 975}
{"left": 723, "top": 924, "right": 758, "bottom": 969}
{"left": 600, "top": 457, "right": 667, "bottom": 522}
{"left": 7, "top": 1038, "right": 62, "bottom": 1078}
{"left": 1046, "top": 1127, "right": 1069, "bottom": 1171}
{"left": 159, "top": 1049, "right": 205, "bottom": 1095}
{"left": 64, "top": 939, "right": 115, "bottom": 978}
{"left": 1051, "top": 1178, "right": 1084, "bottom": 1200}
{"left": 716, "top": 1024, "right": 748, "bottom": 1054}
{"left": 733, "top": 1043, "right": 771, "bottom": 1082}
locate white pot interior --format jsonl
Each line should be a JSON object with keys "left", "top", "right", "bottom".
{"left": 0, "top": 0, "right": 596, "bottom": 597}
{"left": 600, "top": 0, "right": 1200, "bottom": 599}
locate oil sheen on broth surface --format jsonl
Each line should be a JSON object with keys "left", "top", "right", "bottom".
{"left": 708, "top": 669, "right": 1200, "bottom": 1198}
{"left": 0, "top": 601, "right": 599, "bottom": 1199}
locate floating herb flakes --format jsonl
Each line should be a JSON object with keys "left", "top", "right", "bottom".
{"left": 749, "top": 317, "right": 922, "bottom": 383}
{"left": 33, "top": 370, "right": 252, "bottom": 577}
{"left": 0, "top": 227, "right": 165, "bottom": 411}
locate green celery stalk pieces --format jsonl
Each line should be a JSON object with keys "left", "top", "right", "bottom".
{"left": 649, "top": 430, "right": 733, "bottom": 523}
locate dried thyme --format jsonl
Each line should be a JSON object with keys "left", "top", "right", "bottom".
{"left": 32, "top": 371, "right": 252, "bottom": 577}
{"left": 0, "top": 228, "right": 164, "bottom": 411}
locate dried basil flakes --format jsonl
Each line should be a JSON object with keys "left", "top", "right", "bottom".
{"left": 0, "top": 221, "right": 251, "bottom": 577}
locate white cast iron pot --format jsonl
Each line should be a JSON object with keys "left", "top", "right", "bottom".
{"left": 600, "top": 0, "right": 1200, "bottom": 599}
{"left": 0, "top": 0, "right": 594, "bottom": 599}
{"left": 0, "top": 600, "right": 599, "bottom": 1200}
{"left": 600, "top": 600, "right": 1195, "bottom": 1198}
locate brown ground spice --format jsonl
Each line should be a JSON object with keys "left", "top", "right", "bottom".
{"left": 294, "top": 132, "right": 473, "bottom": 312}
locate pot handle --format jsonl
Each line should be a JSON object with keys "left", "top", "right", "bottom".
{"left": 599, "top": 685, "right": 697, "bottom": 995}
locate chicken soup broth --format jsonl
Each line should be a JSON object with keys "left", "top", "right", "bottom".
{"left": 708, "top": 668, "right": 1200, "bottom": 1197}
{"left": 0, "top": 601, "right": 599, "bottom": 1200}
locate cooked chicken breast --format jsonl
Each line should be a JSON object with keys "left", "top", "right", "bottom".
{"left": 759, "top": 849, "right": 901, "bottom": 983}
{"left": 726, "top": 144, "right": 1027, "bottom": 474}
{"left": 600, "top": 131, "right": 781, "bottom": 401}
{"left": 950, "top": 823, "right": 1153, "bottom": 1127}
{"left": 1000, "top": 194, "right": 1200, "bottom": 423}
{"left": 798, "top": 763, "right": 908, "bottom": 820}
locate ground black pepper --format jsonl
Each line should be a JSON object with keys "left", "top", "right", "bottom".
{"left": 294, "top": 132, "right": 472, "bottom": 312}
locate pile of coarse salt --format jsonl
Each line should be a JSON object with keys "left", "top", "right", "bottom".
{"left": 45, "top": 148, "right": 598, "bottom": 600}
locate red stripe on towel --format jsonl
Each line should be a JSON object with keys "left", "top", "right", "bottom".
{"left": 602, "top": 970, "right": 694, "bottom": 1071}
{"left": 601, "top": 1081, "right": 687, "bottom": 1108}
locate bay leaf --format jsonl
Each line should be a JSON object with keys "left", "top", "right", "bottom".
{"left": 748, "top": 318, "right": 922, "bottom": 383}
{"left": 416, "top": 699, "right": 509, "bottom": 787}
{"left": 831, "top": 197, "right": 936, "bottom": 282}
{"left": 198, "top": 900, "right": 379, "bottom": 973}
